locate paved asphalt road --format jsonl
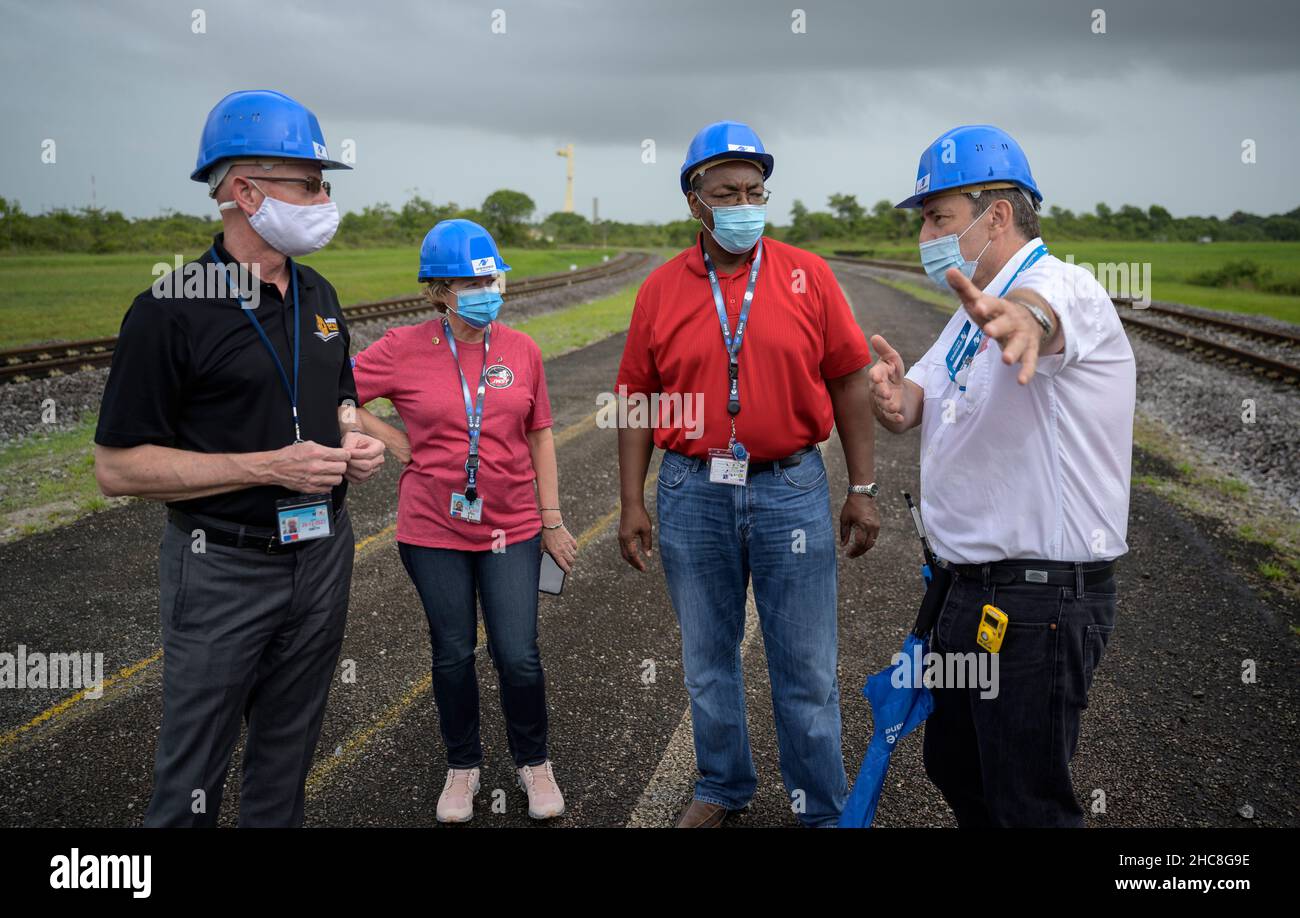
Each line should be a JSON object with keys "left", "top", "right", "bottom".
{"left": 1, "top": 263, "right": 1295, "bottom": 828}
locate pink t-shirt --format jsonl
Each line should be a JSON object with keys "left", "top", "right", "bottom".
{"left": 353, "top": 319, "right": 552, "bottom": 550}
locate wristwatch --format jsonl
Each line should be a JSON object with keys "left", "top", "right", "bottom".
{"left": 1013, "top": 297, "right": 1055, "bottom": 342}
{"left": 848, "top": 483, "right": 879, "bottom": 499}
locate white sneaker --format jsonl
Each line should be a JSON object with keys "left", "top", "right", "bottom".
{"left": 436, "top": 767, "right": 481, "bottom": 823}
{"left": 517, "top": 760, "right": 565, "bottom": 819}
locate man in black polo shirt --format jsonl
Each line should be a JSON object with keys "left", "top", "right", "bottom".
{"left": 93, "top": 91, "right": 385, "bottom": 827}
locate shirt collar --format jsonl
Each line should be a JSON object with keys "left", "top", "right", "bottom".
{"left": 683, "top": 231, "right": 761, "bottom": 278}
{"left": 208, "top": 232, "right": 315, "bottom": 289}
{"left": 983, "top": 236, "right": 1044, "bottom": 295}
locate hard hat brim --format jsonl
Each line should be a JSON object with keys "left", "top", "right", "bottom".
{"left": 190, "top": 154, "right": 352, "bottom": 183}
{"left": 680, "top": 151, "right": 774, "bottom": 194}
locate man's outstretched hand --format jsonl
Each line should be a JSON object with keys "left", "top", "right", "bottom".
{"left": 946, "top": 268, "right": 1052, "bottom": 385}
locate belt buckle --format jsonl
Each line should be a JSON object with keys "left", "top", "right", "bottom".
{"left": 1025, "top": 569, "right": 1050, "bottom": 584}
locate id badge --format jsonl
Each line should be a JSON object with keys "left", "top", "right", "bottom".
{"left": 275, "top": 493, "right": 334, "bottom": 544}
{"left": 450, "top": 491, "right": 484, "bottom": 522}
{"left": 708, "top": 448, "right": 748, "bottom": 487}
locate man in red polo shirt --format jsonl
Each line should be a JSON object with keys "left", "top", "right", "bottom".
{"left": 615, "top": 121, "right": 880, "bottom": 828}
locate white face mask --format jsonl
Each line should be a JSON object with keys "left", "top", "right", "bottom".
{"left": 220, "top": 180, "right": 339, "bottom": 257}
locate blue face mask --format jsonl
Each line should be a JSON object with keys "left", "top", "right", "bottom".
{"left": 699, "top": 200, "right": 767, "bottom": 254}
{"left": 919, "top": 204, "right": 993, "bottom": 291}
{"left": 450, "top": 284, "right": 502, "bottom": 328}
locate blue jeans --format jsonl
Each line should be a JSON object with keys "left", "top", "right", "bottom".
{"left": 922, "top": 568, "right": 1119, "bottom": 826}
{"left": 398, "top": 534, "right": 547, "bottom": 769}
{"left": 655, "top": 447, "right": 846, "bottom": 826}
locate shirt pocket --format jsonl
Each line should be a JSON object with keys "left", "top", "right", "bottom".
{"left": 958, "top": 348, "right": 994, "bottom": 414}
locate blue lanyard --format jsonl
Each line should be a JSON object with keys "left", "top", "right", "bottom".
{"left": 210, "top": 245, "right": 304, "bottom": 443}
{"left": 443, "top": 318, "right": 491, "bottom": 500}
{"left": 702, "top": 239, "right": 763, "bottom": 417}
{"left": 945, "top": 243, "right": 1049, "bottom": 386}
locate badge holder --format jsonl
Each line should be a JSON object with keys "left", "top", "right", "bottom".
{"left": 275, "top": 492, "right": 335, "bottom": 545}
{"left": 450, "top": 455, "right": 484, "bottom": 523}
{"left": 708, "top": 398, "right": 749, "bottom": 487}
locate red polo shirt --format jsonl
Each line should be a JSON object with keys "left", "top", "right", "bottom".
{"left": 615, "top": 234, "right": 871, "bottom": 459}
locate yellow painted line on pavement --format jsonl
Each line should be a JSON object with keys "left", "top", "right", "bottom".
{"left": 1, "top": 411, "right": 605, "bottom": 751}
{"left": 0, "top": 648, "right": 163, "bottom": 751}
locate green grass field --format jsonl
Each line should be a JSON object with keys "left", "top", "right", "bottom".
{"left": 810, "top": 240, "right": 1300, "bottom": 323}
{"left": 0, "top": 246, "right": 616, "bottom": 349}
{"left": 0, "top": 279, "right": 640, "bottom": 542}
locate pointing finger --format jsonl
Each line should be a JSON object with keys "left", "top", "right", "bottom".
{"left": 946, "top": 268, "right": 981, "bottom": 306}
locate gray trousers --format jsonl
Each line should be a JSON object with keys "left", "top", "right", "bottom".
{"left": 143, "top": 507, "right": 353, "bottom": 827}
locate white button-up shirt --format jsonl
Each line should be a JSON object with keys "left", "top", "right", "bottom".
{"left": 904, "top": 237, "right": 1136, "bottom": 564}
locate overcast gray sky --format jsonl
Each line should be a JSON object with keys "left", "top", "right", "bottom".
{"left": 2, "top": 0, "right": 1297, "bottom": 224}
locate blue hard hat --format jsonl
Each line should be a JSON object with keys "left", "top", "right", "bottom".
{"left": 680, "top": 121, "right": 774, "bottom": 194}
{"left": 895, "top": 124, "right": 1041, "bottom": 210}
{"left": 191, "top": 90, "right": 351, "bottom": 182}
{"left": 418, "top": 219, "right": 512, "bottom": 281}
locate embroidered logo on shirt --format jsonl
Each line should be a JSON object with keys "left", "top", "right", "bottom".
{"left": 314, "top": 314, "right": 340, "bottom": 342}
{"left": 485, "top": 364, "right": 514, "bottom": 389}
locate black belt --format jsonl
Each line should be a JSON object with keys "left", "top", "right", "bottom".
{"left": 941, "top": 558, "right": 1115, "bottom": 589}
{"left": 166, "top": 505, "right": 342, "bottom": 555}
{"left": 747, "top": 445, "right": 817, "bottom": 474}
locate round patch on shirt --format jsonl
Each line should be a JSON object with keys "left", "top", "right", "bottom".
{"left": 485, "top": 364, "right": 514, "bottom": 389}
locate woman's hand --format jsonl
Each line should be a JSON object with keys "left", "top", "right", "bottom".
{"left": 541, "top": 517, "right": 577, "bottom": 573}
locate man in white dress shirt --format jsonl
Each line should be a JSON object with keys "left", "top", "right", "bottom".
{"left": 869, "top": 124, "right": 1136, "bottom": 827}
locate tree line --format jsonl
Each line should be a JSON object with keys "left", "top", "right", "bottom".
{"left": 1, "top": 191, "right": 1297, "bottom": 255}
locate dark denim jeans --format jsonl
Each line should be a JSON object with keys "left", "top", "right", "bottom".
{"left": 655, "top": 447, "right": 846, "bottom": 827}
{"left": 398, "top": 534, "right": 547, "bottom": 769}
{"left": 922, "top": 567, "right": 1118, "bottom": 827}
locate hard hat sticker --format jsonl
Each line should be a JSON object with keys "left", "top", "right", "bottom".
{"left": 471, "top": 256, "right": 497, "bottom": 275}
{"left": 727, "top": 143, "right": 757, "bottom": 153}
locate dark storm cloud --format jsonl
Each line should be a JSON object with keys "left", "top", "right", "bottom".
{"left": 1, "top": 0, "right": 1296, "bottom": 220}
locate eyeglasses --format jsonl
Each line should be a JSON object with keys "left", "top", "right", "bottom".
{"left": 248, "top": 176, "right": 332, "bottom": 197}
{"left": 696, "top": 188, "right": 771, "bottom": 207}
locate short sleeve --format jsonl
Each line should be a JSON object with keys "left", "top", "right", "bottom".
{"left": 1015, "top": 262, "right": 1115, "bottom": 370}
{"left": 526, "top": 340, "right": 552, "bottom": 431}
{"left": 817, "top": 260, "right": 872, "bottom": 379}
{"left": 94, "top": 295, "right": 189, "bottom": 448}
{"left": 337, "top": 314, "right": 358, "bottom": 406}
{"left": 352, "top": 328, "right": 401, "bottom": 406}
{"left": 614, "top": 284, "right": 662, "bottom": 396}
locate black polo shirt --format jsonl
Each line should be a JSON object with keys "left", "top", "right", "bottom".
{"left": 95, "top": 233, "right": 358, "bottom": 529}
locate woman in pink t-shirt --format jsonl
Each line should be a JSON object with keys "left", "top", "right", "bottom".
{"left": 348, "top": 220, "right": 577, "bottom": 823}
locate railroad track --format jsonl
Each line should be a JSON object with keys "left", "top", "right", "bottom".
{"left": 826, "top": 253, "right": 1300, "bottom": 387}
{"left": 1, "top": 251, "right": 652, "bottom": 384}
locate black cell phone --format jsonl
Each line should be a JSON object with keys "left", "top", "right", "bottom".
{"left": 539, "top": 550, "right": 566, "bottom": 595}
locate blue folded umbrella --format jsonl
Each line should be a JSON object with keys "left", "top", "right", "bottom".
{"left": 838, "top": 631, "right": 935, "bottom": 828}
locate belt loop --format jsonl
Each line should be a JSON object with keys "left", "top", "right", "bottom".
{"left": 1074, "top": 562, "right": 1085, "bottom": 598}
{"left": 981, "top": 563, "right": 990, "bottom": 592}
{"left": 236, "top": 524, "right": 247, "bottom": 548}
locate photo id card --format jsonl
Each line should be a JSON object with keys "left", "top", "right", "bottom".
{"left": 450, "top": 492, "right": 484, "bottom": 522}
{"left": 708, "top": 448, "right": 748, "bottom": 487}
{"left": 275, "top": 493, "right": 334, "bottom": 544}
